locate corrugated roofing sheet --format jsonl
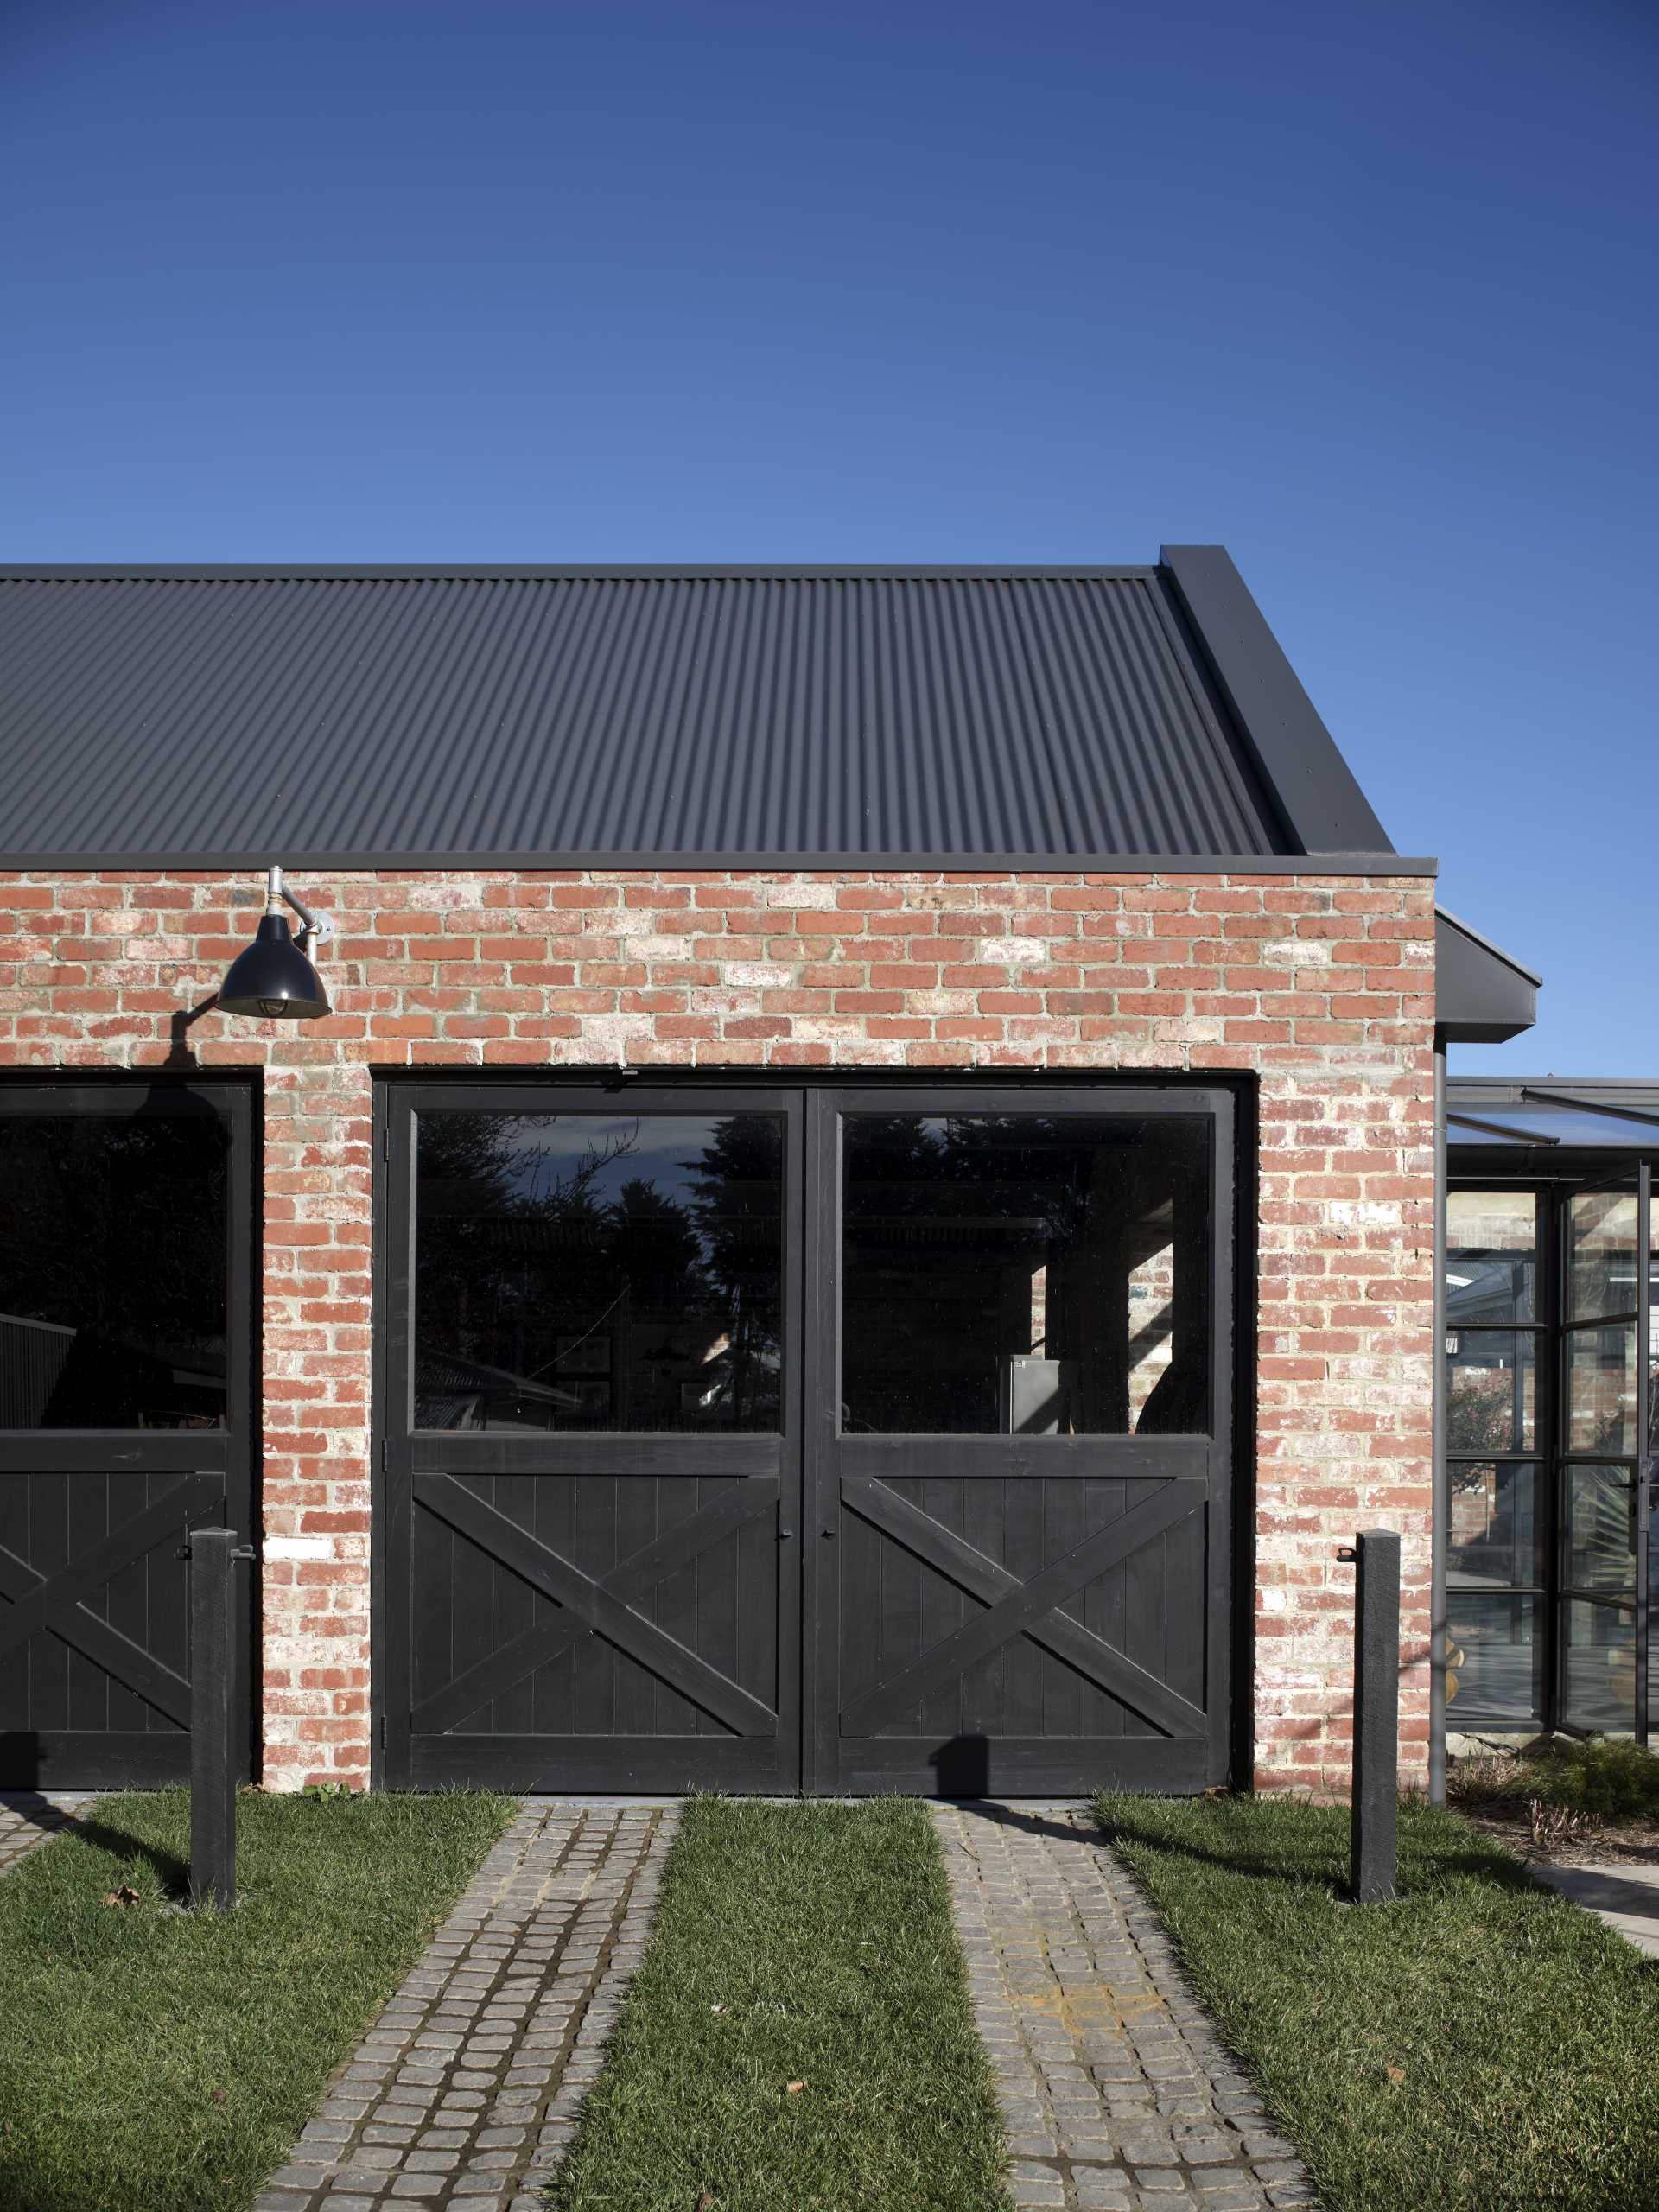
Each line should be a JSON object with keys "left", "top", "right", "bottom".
{"left": 0, "top": 568, "right": 1300, "bottom": 864}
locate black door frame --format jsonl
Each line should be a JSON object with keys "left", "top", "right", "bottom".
{"left": 372, "top": 1071, "right": 1243, "bottom": 1794}
{"left": 0, "top": 1076, "right": 255, "bottom": 1789}
{"left": 376, "top": 1081, "right": 805, "bottom": 1792}
{"left": 802, "top": 1084, "right": 1236, "bottom": 1795}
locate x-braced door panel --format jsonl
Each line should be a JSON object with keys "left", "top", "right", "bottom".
{"left": 380, "top": 1087, "right": 802, "bottom": 1791}
{"left": 804, "top": 1089, "right": 1233, "bottom": 1796}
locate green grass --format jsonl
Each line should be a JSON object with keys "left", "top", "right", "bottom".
{"left": 546, "top": 1796, "right": 1010, "bottom": 2212}
{"left": 0, "top": 1787, "right": 516, "bottom": 2212}
{"left": 1094, "top": 1789, "right": 1659, "bottom": 2212}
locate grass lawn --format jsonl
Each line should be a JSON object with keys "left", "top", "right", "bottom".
{"left": 546, "top": 1796, "right": 1010, "bottom": 2212}
{"left": 1095, "top": 1789, "right": 1659, "bottom": 2212}
{"left": 0, "top": 1786, "right": 516, "bottom": 2212}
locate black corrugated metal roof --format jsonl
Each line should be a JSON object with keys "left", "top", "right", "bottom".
{"left": 0, "top": 551, "right": 1413, "bottom": 869}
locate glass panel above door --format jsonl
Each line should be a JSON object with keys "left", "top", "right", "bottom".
{"left": 414, "top": 1111, "right": 785, "bottom": 1432}
{"left": 0, "top": 1109, "right": 230, "bottom": 1428}
{"left": 1567, "top": 1189, "right": 1640, "bottom": 1321}
{"left": 1446, "top": 1192, "right": 1537, "bottom": 1322}
{"left": 839, "top": 1112, "right": 1211, "bottom": 1436}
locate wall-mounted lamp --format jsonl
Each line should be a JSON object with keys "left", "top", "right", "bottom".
{"left": 217, "top": 865, "right": 334, "bottom": 1020}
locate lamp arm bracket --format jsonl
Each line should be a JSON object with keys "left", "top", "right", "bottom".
{"left": 267, "top": 864, "right": 335, "bottom": 949}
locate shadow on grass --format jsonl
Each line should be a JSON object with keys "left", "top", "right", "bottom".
{"left": 1091, "top": 1797, "right": 1544, "bottom": 1902}
{"left": 54, "top": 1811, "right": 190, "bottom": 1900}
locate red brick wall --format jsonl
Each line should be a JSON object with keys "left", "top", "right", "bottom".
{"left": 0, "top": 866, "right": 1437, "bottom": 1796}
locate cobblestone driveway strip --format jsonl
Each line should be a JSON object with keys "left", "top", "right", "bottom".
{"left": 932, "top": 1803, "right": 1318, "bottom": 2212}
{"left": 256, "top": 1799, "right": 676, "bottom": 2212}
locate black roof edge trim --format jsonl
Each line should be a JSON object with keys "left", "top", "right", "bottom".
{"left": 1158, "top": 545, "right": 1395, "bottom": 856}
{"left": 0, "top": 563, "right": 1162, "bottom": 582}
{"left": 1434, "top": 906, "right": 1543, "bottom": 988}
{"left": 1, "top": 848, "right": 1441, "bottom": 876}
{"left": 1433, "top": 907, "right": 1539, "bottom": 1046}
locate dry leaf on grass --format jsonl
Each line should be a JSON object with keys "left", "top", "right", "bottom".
{"left": 696, "top": 2194, "right": 716, "bottom": 2211}
{"left": 785, "top": 2079, "right": 805, "bottom": 2094}
{"left": 101, "top": 1883, "right": 141, "bottom": 1908}
{"left": 1385, "top": 2064, "right": 1406, "bottom": 2084}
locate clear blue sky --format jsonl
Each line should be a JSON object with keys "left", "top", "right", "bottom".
{"left": 3, "top": 0, "right": 1652, "bottom": 1074}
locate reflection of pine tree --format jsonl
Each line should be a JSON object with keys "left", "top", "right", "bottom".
{"left": 688, "top": 1115, "right": 785, "bottom": 1423}
{"left": 610, "top": 1177, "right": 709, "bottom": 1309}
{"left": 417, "top": 1114, "right": 639, "bottom": 1380}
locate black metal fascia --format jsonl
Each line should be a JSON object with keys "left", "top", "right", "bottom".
{"left": 1158, "top": 545, "right": 1396, "bottom": 857}
{"left": 1433, "top": 908, "right": 1540, "bottom": 1044}
{"left": 3, "top": 846, "right": 1441, "bottom": 875}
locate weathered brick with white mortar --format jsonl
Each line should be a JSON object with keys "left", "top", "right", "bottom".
{"left": 0, "top": 866, "right": 1436, "bottom": 1795}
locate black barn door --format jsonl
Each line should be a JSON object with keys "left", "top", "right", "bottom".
{"left": 381, "top": 1079, "right": 1234, "bottom": 1796}
{"left": 0, "top": 1081, "right": 252, "bottom": 1789}
{"left": 381, "top": 1086, "right": 802, "bottom": 1791}
{"left": 805, "top": 1089, "right": 1232, "bottom": 1796}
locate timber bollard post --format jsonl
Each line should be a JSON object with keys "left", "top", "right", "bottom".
{"left": 188, "top": 1527, "right": 251, "bottom": 1910}
{"left": 1344, "top": 1529, "right": 1401, "bottom": 1904}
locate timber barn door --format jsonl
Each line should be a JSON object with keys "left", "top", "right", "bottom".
{"left": 379, "top": 1082, "right": 1233, "bottom": 1796}
{"left": 0, "top": 1080, "right": 253, "bottom": 1789}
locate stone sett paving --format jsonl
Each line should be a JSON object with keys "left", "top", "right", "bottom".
{"left": 0, "top": 1792, "right": 95, "bottom": 1876}
{"left": 932, "top": 1803, "right": 1319, "bottom": 2212}
{"left": 255, "top": 1799, "right": 676, "bottom": 2212}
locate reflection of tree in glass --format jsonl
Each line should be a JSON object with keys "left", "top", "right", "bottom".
{"left": 684, "top": 1115, "right": 785, "bottom": 1423}
{"left": 417, "top": 1113, "right": 784, "bottom": 1429}
{"left": 1447, "top": 1366, "right": 1528, "bottom": 1457}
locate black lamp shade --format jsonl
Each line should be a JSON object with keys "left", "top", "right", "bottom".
{"left": 217, "top": 913, "right": 330, "bottom": 1020}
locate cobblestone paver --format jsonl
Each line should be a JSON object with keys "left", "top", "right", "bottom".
{"left": 933, "top": 1802, "right": 1319, "bottom": 2212}
{"left": 0, "top": 1792, "right": 95, "bottom": 1876}
{"left": 255, "top": 1799, "right": 676, "bottom": 2212}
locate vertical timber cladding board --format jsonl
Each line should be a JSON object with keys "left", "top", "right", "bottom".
{"left": 0, "top": 867, "right": 1436, "bottom": 1792}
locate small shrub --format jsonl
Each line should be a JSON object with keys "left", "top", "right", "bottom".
{"left": 1524, "top": 1737, "right": 1659, "bottom": 1820}
{"left": 1449, "top": 1737, "right": 1659, "bottom": 1821}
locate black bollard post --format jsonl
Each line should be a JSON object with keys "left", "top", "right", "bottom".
{"left": 188, "top": 1528, "right": 242, "bottom": 1910}
{"left": 1347, "top": 1529, "right": 1401, "bottom": 1904}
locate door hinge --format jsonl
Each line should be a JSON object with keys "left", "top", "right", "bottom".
{"left": 378, "top": 1713, "right": 387, "bottom": 1750}
{"left": 379, "top": 1436, "right": 388, "bottom": 1474}
{"left": 381, "top": 1122, "right": 391, "bottom": 1164}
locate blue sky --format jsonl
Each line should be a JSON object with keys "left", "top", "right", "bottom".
{"left": 2, "top": 0, "right": 1652, "bottom": 1073}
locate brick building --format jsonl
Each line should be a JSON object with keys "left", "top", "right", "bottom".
{"left": 0, "top": 550, "right": 1528, "bottom": 1798}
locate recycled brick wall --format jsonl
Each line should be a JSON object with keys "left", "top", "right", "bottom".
{"left": 0, "top": 866, "right": 1437, "bottom": 1796}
